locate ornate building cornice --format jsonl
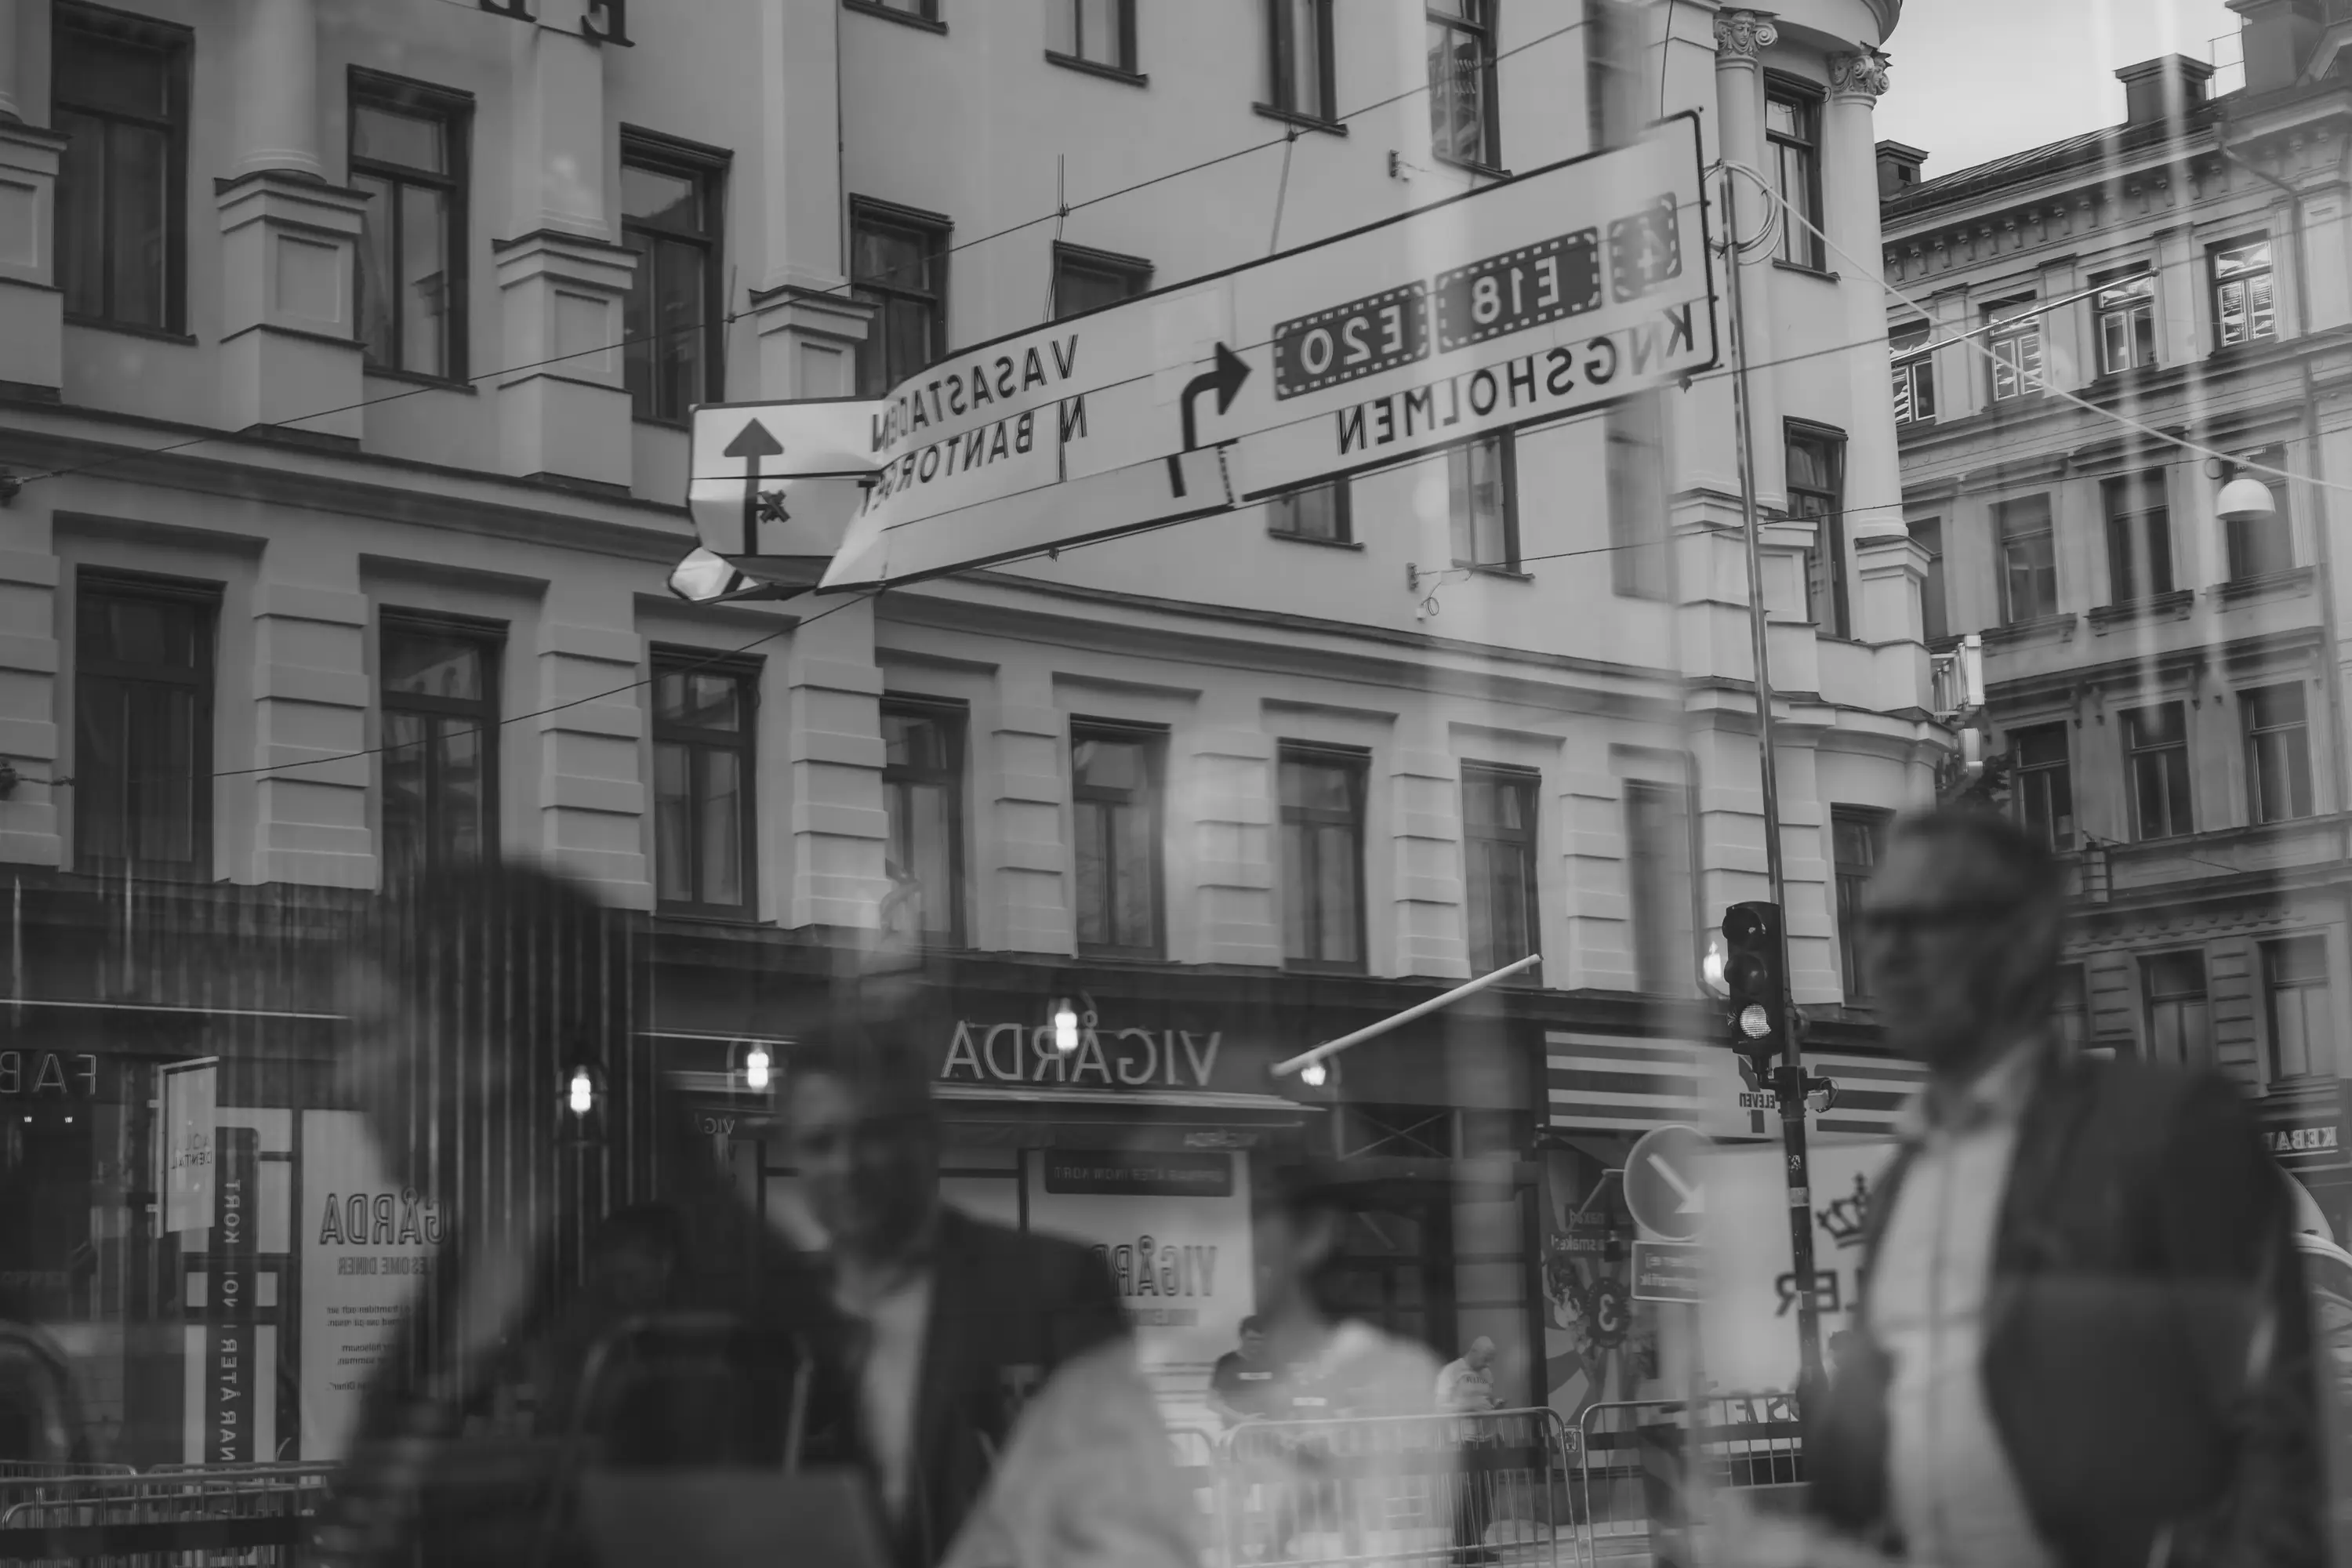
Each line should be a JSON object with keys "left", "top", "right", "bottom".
{"left": 1829, "top": 48, "right": 1892, "bottom": 103}
{"left": 1714, "top": 9, "right": 1779, "bottom": 60}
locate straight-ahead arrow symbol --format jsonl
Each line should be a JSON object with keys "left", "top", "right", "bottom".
{"left": 723, "top": 418, "right": 785, "bottom": 555}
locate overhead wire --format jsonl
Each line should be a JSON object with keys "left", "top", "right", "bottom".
{"left": 7, "top": 17, "right": 1593, "bottom": 495}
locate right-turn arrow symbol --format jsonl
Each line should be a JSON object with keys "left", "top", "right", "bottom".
{"left": 1178, "top": 342, "right": 1250, "bottom": 452}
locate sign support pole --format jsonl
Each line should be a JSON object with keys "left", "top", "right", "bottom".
{"left": 1721, "top": 167, "right": 1822, "bottom": 1397}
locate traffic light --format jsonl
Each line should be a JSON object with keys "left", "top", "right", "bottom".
{"left": 1719, "top": 901, "right": 1789, "bottom": 1062}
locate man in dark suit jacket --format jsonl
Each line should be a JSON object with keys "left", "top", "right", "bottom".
{"left": 781, "top": 1029, "right": 1127, "bottom": 1568}
{"left": 1801, "top": 806, "right": 2325, "bottom": 1568}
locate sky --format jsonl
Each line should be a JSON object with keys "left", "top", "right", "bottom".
{"left": 1873, "top": 0, "right": 2249, "bottom": 181}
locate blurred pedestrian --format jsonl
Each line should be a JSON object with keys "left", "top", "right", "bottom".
{"left": 1786, "top": 805, "right": 2325, "bottom": 1568}
{"left": 781, "top": 1027, "right": 1134, "bottom": 1567}
{"left": 1208, "top": 1315, "right": 1277, "bottom": 1428}
{"left": 1436, "top": 1335, "right": 1501, "bottom": 1416}
{"left": 1240, "top": 1161, "right": 1443, "bottom": 1563}
{"left": 313, "top": 862, "right": 848, "bottom": 1568}
{"left": 1436, "top": 1337, "right": 1503, "bottom": 1565}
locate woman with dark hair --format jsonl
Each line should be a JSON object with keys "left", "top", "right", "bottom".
{"left": 311, "top": 860, "right": 849, "bottom": 1568}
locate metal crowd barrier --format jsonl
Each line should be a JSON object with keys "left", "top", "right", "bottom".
{"left": 0, "top": 1462, "right": 333, "bottom": 1566}
{"left": 1216, "top": 1406, "right": 1575, "bottom": 1567}
{"left": 1570, "top": 1392, "right": 1802, "bottom": 1568}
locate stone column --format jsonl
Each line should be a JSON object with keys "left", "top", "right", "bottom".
{"left": 779, "top": 599, "right": 889, "bottom": 931}
{"left": 532, "top": 608, "right": 653, "bottom": 909}
{"left": 495, "top": 7, "right": 636, "bottom": 489}
{"left": 749, "top": 0, "right": 872, "bottom": 404}
{"left": 215, "top": 0, "right": 369, "bottom": 438}
{"left": 247, "top": 578, "right": 375, "bottom": 887}
{"left": 0, "top": 0, "right": 65, "bottom": 397}
{"left": 1387, "top": 732, "right": 1465, "bottom": 979}
{"left": 229, "top": 0, "right": 321, "bottom": 180}
{"left": 1714, "top": 10, "right": 1784, "bottom": 506}
{"left": 0, "top": 0, "right": 23, "bottom": 123}
{"left": 1824, "top": 49, "right": 1907, "bottom": 638}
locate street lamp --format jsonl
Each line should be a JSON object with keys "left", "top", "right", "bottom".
{"left": 2217, "top": 474, "right": 2278, "bottom": 525}
{"left": 668, "top": 546, "right": 746, "bottom": 602}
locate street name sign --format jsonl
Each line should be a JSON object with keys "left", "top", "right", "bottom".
{"left": 682, "top": 114, "right": 1715, "bottom": 593}
{"left": 1624, "top": 1122, "right": 1711, "bottom": 1243}
{"left": 1630, "top": 1239, "right": 1704, "bottom": 1305}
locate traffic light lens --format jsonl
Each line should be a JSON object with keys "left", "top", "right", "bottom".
{"left": 1739, "top": 1003, "right": 1773, "bottom": 1039}
{"left": 1724, "top": 953, "right": 1769, "bottom": 993}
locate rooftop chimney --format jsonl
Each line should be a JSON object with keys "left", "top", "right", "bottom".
{"left": 1877, "top": 140, "right": 1929, "bottom": 198}
{"left": 2115, "top": 55, "right": 2216, "bottom": 126}
{"left": 2230, "top": 0, "right": 2321, "bottom": 96}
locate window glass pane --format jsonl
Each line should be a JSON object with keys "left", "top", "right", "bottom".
{"left": 1280, "top": 758, "right": 1351, "bottom": 813}
{"left": 1074, "top": 798, "right": 1109, "bottom": 947}
{"left": 1281, "top": 822, "right": 1313, "bottom": 959}
{"left": 1316, "top": 822, "right": 1358, "bottom": 961}
{"left": 1073, "top": 736, "right": 1143, "bottom": 793}
{"left": 380, "top": 710, "right": 429, "bottom": 879}
{"left": 354, "top": 101, "right": 445, "bottom": 173}
{"left": 1109, "top": 795, "right": 1154, "bottom": 947}
{"left": 883, "top": 711, "right": 948, "bottom": 773}
{"left": 1076, "top": 0, "right": 1118, "bottom": 64}
{"left": 56, "top": 110, "right": 107, "bottom": 319}
{"left": 57, "top": 31, "right": 169, "bottom": 118}
{"left": 648, "top": 235, "right": 706, "bottom": 416}
{"left": 436, "top": 720, "right": 485, "bottom": 862}
{"left": 682, "top": 672, "right": 740, "bottom": 731}
{"left": 1766, "top": 97, "right": 1799, "bottom": 139}
{"left": 354, "top": 172, "right": 397, "bottom": 365}
{"left": 901, "top": 782, "right": 956, "bottom": 938}
{"left": 383, "top": 630, "right": 486, "bottom": 700}
{"left": 107, "top": 122, "right": 170, "bottom": 331}
{"left": 1272, "top": 482, "right": 1345, "bottom": 541}
{"left": 398, "top": 183, "right": 451, "bottom": 378}
{"left": 622, "top": 163, "right": 700, "bottom": 231}
{"left": 125, "top": 681, "right": 199, "bottom": 866}
{"left": 854, "top": 226, "right": 930, "bottom": 293}
{"left": 82, "top": 592, "right": 198, "bottom": 668}
{"left": 699, "top": 749, "right": 743, "bottom": 906}
{"left": 1283, "top": 0, "right": 1327, "bottom": 115}
{"left": 72, "top": 677, "right": 127, "bottom": 864}
{"left": 653, "top": 741, "right": 693, "bottom": 904}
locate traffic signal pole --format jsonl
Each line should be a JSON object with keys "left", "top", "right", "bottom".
{"left": 1721, "top": 167, "right": 1824, "bottom": 1396}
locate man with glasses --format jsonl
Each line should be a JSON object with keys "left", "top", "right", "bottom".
{"left": 1776, "top": 806, "right": 2325, "bottom": 1568}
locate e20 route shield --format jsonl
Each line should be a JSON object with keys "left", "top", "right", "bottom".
{"left": 683, "top": 114, "right": 1715, "bottom": 595}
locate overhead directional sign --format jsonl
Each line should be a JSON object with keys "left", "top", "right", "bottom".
{"left": 685, "top": 397, "right": 884, "bottom": 569}
{"left": 1624, "top": 1123, "right": 1711, "bottom": 1243}
{"left": 683, "top": 113, "right": 1715, "bottom": 593}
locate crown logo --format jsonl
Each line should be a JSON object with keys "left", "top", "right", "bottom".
{"left": 1817, "top": 1173, "right": 1871, "bottom": 1250}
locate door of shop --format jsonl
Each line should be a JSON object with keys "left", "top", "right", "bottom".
{"left": 1323, "top": 1180, "right": 1457, "bottom": 1356}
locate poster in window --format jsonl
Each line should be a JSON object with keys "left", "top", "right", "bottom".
{"left": 1025, "top": 1149, "right": 1251, "bottom": 1418}
{"left": 160, "top": 1058, "right": 217, "bottom": 1235}
{"left": 297, "top": 1109, "right": 443, "bottom": 1461}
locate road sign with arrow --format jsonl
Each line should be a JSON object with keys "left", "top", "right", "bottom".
{"left": 684, "top": 397, "right": 886, "bottom": 570}
{"left": 683, "top": 115, "right": 1714, "bottom": 594}
{"left": 1624, "top": 1123, "right": 1711, "bottom": 1243}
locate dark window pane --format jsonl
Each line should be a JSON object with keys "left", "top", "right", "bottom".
{"left": 622, "top": 164, "right": 701, "bottom": 230}
{"left": 1272, "top": 482, "right": 1346, "bottom": 541}
{"left": 382, "top": 631, "right": 486, "bottom": 700}
{"left": 399, "top": 183, "right": 451, "bottom": 378}
{"left": 72, "top": 677, "right": 127, "bottom": 865}
{"left": 380, "top": 710, "right": 429, "bottom": 880}
{"left": 353, "top": 101, "right": 445, "bottom": 173}
{"left": 436, "top": 720, "right": 486, "bottom": 861}
{"left": 107, "top": 122, "right": 170, "bottom": 330}
{"left": 56, "top": 109, "right": 107, "bottom": 319}
{"left": 56, "top": 31, "right": 169, "bottom": 118}
{"left": 699, "top": 749, "right": 743, "bottom": 907}
{"left": 354, "top": 172, "right": 398, "bottom": 365}
{"left": 653, "top": 741, "right": 693, "bottom": 904}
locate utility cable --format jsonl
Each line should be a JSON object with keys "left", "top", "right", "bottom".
{"left": 7, "top": 19, "right": 1593, "bottom": 495}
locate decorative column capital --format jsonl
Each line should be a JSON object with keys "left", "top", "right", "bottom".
{"left": 1714, "top": 9, "right": 1780, "bottom": 62}
{"left": 1829, "top": 48, "right": 1893, "bottom": 103}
